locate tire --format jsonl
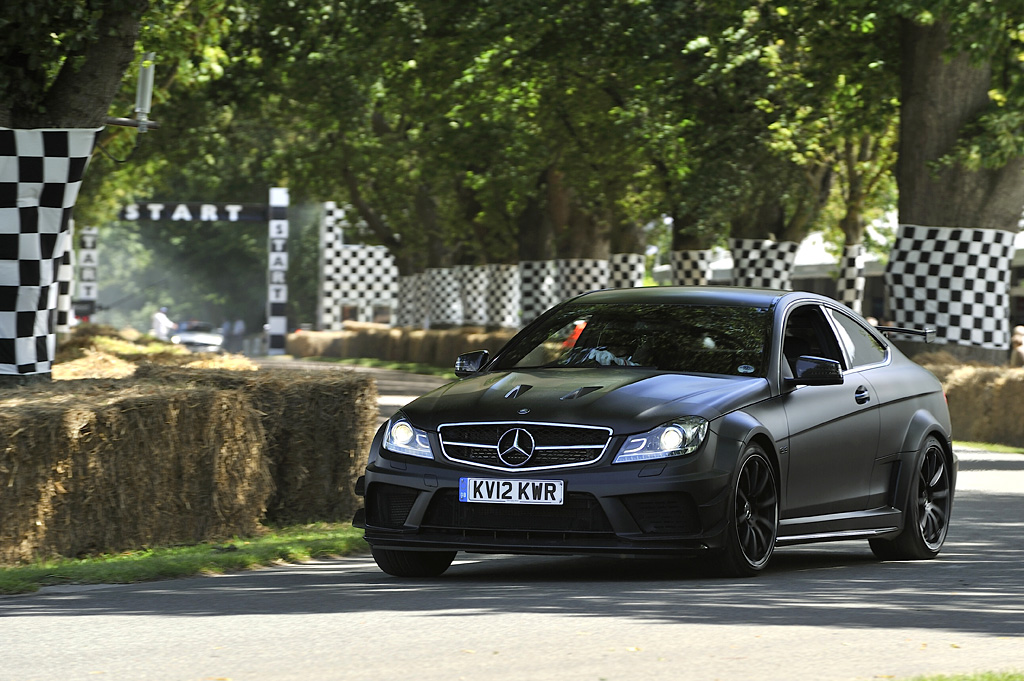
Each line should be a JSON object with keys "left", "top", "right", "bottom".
{"left": 705, "top": 444, "right": 779, "bottom": 577}
{"left": 371, "top": 547, "right": 456, "bottom": 577}
{"left": 869, "top": 435, "right": 952, "bottom": 561}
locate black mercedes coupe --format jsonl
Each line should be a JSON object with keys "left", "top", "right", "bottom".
{"left": 353, "top": 287, "right": 955, "bottom": 577}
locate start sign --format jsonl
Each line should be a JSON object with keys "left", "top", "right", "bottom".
{"left": 120, "top": 202, "right": 268, "bottom": 222}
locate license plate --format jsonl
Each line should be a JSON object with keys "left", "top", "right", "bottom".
{"left": 459, "top": 478, "right": 564, "bottom": 505}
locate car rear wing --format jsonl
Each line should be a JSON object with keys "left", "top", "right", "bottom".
{"left": 876, "top": 326, "right": 936, "bottom": 343}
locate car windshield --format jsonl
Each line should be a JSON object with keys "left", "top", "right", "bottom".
{"left": 494, "top": 302, "right": 770, "bottom": 377}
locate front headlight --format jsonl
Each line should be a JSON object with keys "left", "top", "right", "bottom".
{"left": 613, "top": 416, "right": 709, "bottom": 464}
{"left": 383, "top": 416, "right": 433, "bottom": 459}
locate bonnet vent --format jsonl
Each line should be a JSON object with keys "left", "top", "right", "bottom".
{"left": 560, "top": 386, "right": 602, "bottom": 401}
{"left": 504, "top": 384, "right": 533, "bottom": 399}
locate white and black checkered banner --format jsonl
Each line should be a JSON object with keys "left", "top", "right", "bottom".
{"left": 427, "top": 267, "right": 463, "bottom": 326}
{"left": 885, "top": 225, "right": 1017, "bottom": 349}
{"left": 520, "top": 260, "right": 559, "bottom": 325}
{"left": 55, "top": 220, "right": 76, "bottom": 333}
{"left": 556, "top": 258, "right": 609, "bottom": 300}
{"left": 457, "top": 264, "right": 490, "bottom": 326}
{"left": 317, "top": 201, "right": 348, "bottom": 330}
{"left": 837, "top": 243, "right": 866, "bottom": 314}
{"left": 609, "top": 253, "right": 645, "bottom": 289}
{"left": 0, "top": 127, "right": 101, "bottom": 376}
{"left": 729, "top": 239, "right": 800, "bottom": 290}
{"left": 486, "top": 263, "right": 520, "bottom": 328}
{"left": 670, "top": 250, "right": 712, "bottom": 287}
{"left": 397, "top": 273, "right": 428, "bottom": 328}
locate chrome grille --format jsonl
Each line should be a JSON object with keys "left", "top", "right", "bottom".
{"left": 438, "top": 421, "right": 612, "bottom": 471}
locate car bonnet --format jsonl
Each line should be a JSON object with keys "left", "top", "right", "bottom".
{"left": 399, "top": 368, "right": 771, "bottom": 433}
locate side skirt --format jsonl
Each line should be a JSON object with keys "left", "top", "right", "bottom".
{"left": 776, "top": 507, "right": 902, "bottom": 546}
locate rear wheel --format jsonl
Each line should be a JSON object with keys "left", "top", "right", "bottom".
{"left": 869, "top": 435, "right": 952, "bottom": 561}
{"left": 706, "top": 444, "right": 779, "bottom": 577}
{"left": 371, "top": 547, "right": 457, "bottom": 577}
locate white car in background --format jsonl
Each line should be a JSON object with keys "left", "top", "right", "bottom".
{"left": 171, "top": 321, "right": 224, "bottom": 353}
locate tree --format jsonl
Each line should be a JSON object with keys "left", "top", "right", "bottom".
{"left": 0, "top": 1, "right": 148, "bottom": 128}
{"left": 887, "top": 3, "right": 1024, "bottom": 350}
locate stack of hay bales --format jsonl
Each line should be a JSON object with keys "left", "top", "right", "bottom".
{"left": 0, "top": 380, "right": 269, "bottom": 563}
{"left": 287, "top": 323, "right": 517, "bottom": 367}
{"left": 133, "top": 365, "right": 378, "bottom": 525}
{"left": 925, "top": 365, "right": 1024, "bottom": 447}
{"left": 0, "top": 327, "right": 379, "bottom": 564}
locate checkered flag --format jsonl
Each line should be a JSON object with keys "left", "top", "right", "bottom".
{"left": 520, "top": 260, "right": 558, "bottom": 325}
{"left": 0, "top": 127, "right": 100, "bottom": 376}
{"left": 729, "top": 239, "right": 799, "bottom": 290}
{"left": 486, "top": 264, "right": 520, "bottom": 329}
{"left": 837, "top": 244, "right": 866, "bottom": 314}
{"left": 609, "top": 253, "right": 645, "bottom": 289}
{"left": 556, "top": 258, "right": 609, "bottom": 300}
{"left": 670, "top": 250, "right": 712, "bottom": 287}
{"left": 885, "top": 224, "right": 1016, "bottom": 349}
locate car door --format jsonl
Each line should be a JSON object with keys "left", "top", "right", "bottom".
{"left": 822, "top": 306, "right": 898, "bottom": 510}
{"left": 780, "top": 303, "right": 881, "bottom": 518}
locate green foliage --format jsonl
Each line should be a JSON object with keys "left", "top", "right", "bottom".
{"left": 0, "top": 0, "right": 111, "bottom": 114}
{"left": 8, "top": 0, "right": 1024, "bottom": 326}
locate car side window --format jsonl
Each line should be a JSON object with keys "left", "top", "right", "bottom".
{"left": 782, "top": 305, "right": 845, "bottom": 373}
{"left": 826, "top": 308, "right": 887, "bottom": 368}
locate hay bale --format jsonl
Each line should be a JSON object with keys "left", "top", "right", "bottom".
{"left": 133, "top": 365, "right": 379, "bottom": 524}
{"left": 0, "top": 382, "right": 270, "bottom": 564}
{"left": 285, "top": 327, "right": 518, "bottom": 365}
{"left": 941, "top": 366, "right": 1024, "bottom": 447}
{"left": 51, "top": 349, "right": 137, "bottom": 380}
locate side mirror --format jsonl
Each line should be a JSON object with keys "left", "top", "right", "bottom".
{"left": 787, "top": 355, "right": 843, "bottom": 386}
{"left": 455, "top": 350, "right": 490, "bottom": 377}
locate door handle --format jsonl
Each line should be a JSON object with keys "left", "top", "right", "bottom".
{"left": 854, "top": 386, "right": 871, "bottom": 404}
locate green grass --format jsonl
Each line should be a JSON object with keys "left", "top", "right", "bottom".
{"left": 0, "top": 523, "right": 367, "bottom": 595}
{"left": 300, "top": 355, "right": 457, "bottom": 379}
{"left": 955, "top": 441, "right": 1024, "bottom": 455}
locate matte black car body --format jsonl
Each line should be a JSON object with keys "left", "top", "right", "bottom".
{"left": 354, "top": 287, "right": 955, "bottom": 577}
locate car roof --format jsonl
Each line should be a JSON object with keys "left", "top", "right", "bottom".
{"left": 566, "top": 286, "right": 807, "bottom": 308}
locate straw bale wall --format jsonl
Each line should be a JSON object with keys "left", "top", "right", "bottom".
{"left": 0, "top": 381, "right": 269, "bottom": 564}
{"left": 133, "top": 365, "right": 378, "bottom": 524}
{"left": 287, "top": 323, "right": 518, "bottom": 367}
{"left": 0, "top": 367, "right": 378, "bottom": 564}
{"left": 920, "top": 364, "right": 1024, "bottom": 447}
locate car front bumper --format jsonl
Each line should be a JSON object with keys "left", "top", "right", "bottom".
{"left": 354, "top": 428, "right": 741, "bottom": 557}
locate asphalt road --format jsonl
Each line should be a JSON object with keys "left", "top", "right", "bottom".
{"left": 1, "top": 366, "right": 1022, "bottom": 681}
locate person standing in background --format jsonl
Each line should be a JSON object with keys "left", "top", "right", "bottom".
{"left": 1011, "top": 325, "right": 1024, "bottom": 368}
{"left": 231, "top": 317, "right": 247, "bottom": 352}
{"left": 151, "top": 307, "right": 177, "bottom": 341}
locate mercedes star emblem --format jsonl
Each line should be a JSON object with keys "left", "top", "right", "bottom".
{"left": 497, "top": 428, "right": 535, "bottom": 467}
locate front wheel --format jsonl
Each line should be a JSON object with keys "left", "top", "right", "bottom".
{"left": 705, "top": 444, "right": 779, "bottom": 577}
{"left": 371, "top": 547, "right": 457, "bottom": 577}
{"left": 870, "top": 435, "right": 952, "bottom": 561}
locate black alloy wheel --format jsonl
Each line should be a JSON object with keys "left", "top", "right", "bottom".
{"left": 870, "top": 435, "right": 952, "bottom": 561}
{"left": 707, "top": 444, "right": 779, "bottom": 577}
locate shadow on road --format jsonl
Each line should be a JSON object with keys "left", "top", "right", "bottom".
{"left": 3, "top": 490, "right": 1022, "bottom": 639}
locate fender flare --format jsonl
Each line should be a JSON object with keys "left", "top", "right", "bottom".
{"left": 892, "top": 409, "right": 955, "bottom": 513}
{"left": 714, "top": 411, "right": 781, "bottom": 481}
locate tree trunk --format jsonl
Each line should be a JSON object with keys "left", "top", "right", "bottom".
{"left": 609, "top": 215, "right": 645, "bottom": 254}
{"left": 898, "top": 18, "right": 1024, "bottom": 229}
{"left": 517, "top": 171, "right": 556, "bottom": 261}
{"left": 5, "top": 1, "right": 147, "bottom": 128}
